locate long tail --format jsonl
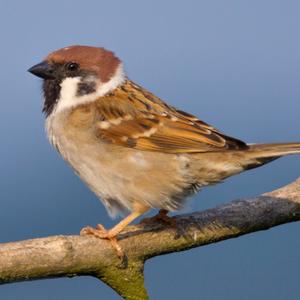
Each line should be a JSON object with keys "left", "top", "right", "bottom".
{"left": 243, "top": 142, "right": 300, "bottom": 170}
{"left": 248, "top": 142, "right": 300, "bottom": 157}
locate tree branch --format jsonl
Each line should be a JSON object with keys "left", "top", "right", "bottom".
{"left": 1, "top": 178, "right": 300, "bottom": 300}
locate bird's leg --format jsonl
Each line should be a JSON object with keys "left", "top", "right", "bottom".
{"left": 141, "top": 209, "right": 176, "bottom": 227}
{"left": 80, "top": 203, "right": 149, "bottom": 258}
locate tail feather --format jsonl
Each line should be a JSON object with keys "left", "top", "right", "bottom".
{"left": 242, "top": 142, "right": 300, "bottom": 170}
{"left": 247, "top": 143, "right": 300, "bottom": 158}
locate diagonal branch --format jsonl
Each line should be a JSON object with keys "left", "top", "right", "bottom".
{"left": 1, "top": 178, "right": 300, "bottom": 300}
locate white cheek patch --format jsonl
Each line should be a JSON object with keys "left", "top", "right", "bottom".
{"left": 55, "top": 77, "right": 81, "bottom": 113}
{"left": 53, "top": 64, "right": 125, "bottom": 115}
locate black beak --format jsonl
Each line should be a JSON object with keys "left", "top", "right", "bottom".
{"left": 28, "top": 61, "right": 56, "bottom": 79}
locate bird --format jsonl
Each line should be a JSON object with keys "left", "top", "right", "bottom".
{"left": 28, "top": 45, "right": 300, "bottom": 256}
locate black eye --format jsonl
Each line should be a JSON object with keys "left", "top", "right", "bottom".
{"left": 66, "top": 62, "right": 79, "bottom": 72}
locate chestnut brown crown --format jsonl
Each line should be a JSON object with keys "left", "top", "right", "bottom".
{"left": 46, "top": 45, "right": 121, "bottom": 83}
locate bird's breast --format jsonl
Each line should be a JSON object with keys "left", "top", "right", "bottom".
{"left": 44, "top": 109, "right": 206, "bottom": 216}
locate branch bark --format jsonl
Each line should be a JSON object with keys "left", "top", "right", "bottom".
{"left": 1, "top": 178, "right": 300, "bottom": 299}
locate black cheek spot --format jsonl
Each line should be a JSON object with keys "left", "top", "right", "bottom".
{"left": 76, "top": 81, "right": 96, "bottom": 96}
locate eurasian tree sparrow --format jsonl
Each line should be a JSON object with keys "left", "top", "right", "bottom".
{"left": 28, "top": 45, "right": 300, "bottom": 256}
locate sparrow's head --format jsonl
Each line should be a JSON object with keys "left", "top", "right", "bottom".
{"left": 28, "top": 45, "right": 125, "bottom": 116}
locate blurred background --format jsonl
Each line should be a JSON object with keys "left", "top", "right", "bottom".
{"left": 1, "top": 1, "right": 300, "bottom": 299}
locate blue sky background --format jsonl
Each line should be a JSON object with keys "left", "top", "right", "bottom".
{"left": 1, "top": 1, "right": 300, "bottom": 299}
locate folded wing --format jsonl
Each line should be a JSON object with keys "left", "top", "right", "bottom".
{"left": 94, "top": 81, "right": 247, "bottom": 154}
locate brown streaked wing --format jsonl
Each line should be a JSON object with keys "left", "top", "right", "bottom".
{"left": 93, "top": 80, "right": 247, "bottom": 153}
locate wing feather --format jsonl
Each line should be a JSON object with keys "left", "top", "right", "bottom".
{"left": 93, "top": 81, "right": 247, "bottom": 153}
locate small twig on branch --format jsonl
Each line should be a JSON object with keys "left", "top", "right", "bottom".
{"left": 1, "top": 178, "right": 300, "bottom": 300}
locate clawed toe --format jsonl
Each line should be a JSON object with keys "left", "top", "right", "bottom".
{"left": 80, "top": 225, "right": 107, "bottom": 238}
{"left": 80, "top": 206, "right": 149, "bottom": 261}
{"left": 141, "top": 209, "right": 177, "bottom": 228}
{"left": 80, "top": 224, "right": 124, "bottom": 258}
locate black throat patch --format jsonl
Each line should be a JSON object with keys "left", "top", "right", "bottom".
{"left": 42, "top": 75, "right": 97, "bottom": 117}
{"left": 42, "top": 79, "right": 61, "bottom": 116}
